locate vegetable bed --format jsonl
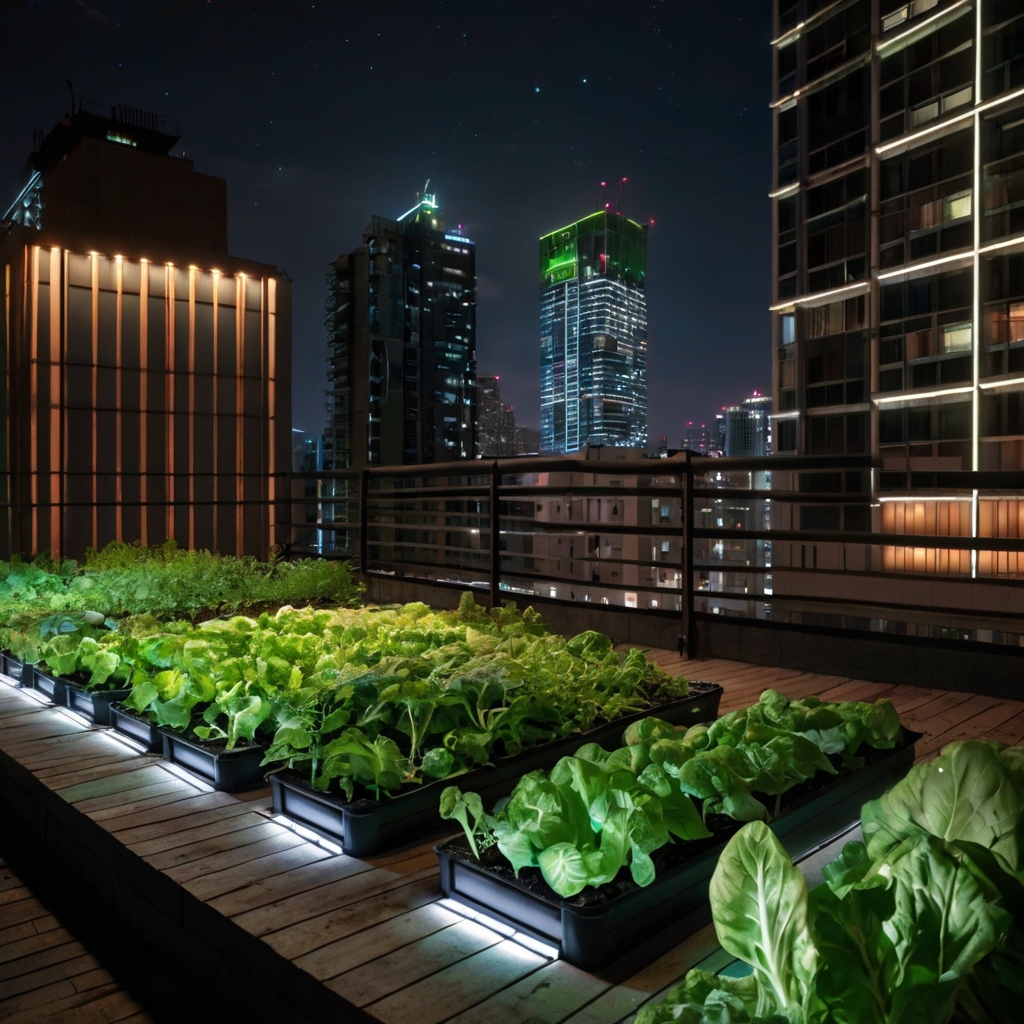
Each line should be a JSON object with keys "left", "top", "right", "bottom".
{"left": 269, "top": 680, "right": 722, "bottom": 856}
{"left": 436, "top": 690, "right": 913, "bottom": 970}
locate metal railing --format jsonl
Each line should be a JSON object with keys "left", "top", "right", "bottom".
{"left": 285, "top": 453, "right": 1024, "bottom": 653}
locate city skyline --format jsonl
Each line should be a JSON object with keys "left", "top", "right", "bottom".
{"left": 1, "top": 2, "right": 772, "bottom": 446}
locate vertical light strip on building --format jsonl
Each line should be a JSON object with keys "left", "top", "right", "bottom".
{"left": 29, "top": 246, "right": 39, "bottom": 554}
{"left": 165, "top": 264, "right": 175, "bottom": 541}
{"left": 187, "top": 265, "right": 196, "bottom": 549}
{"left": 138, "top": 260, "right": 149, "bottom": 546}
{"left": 48, "top": 248, "right": 61, "bottom": 554}
{"left": 90, "top": 251, "right": 99, "bottom": 550}
{"left": 212, "top": 270, "right": 220, "bottom": 555}
{"left": 115, "top": 255, "right": 124, "bottom": 543}
{"left": 970, "top": 0, "right": 982, "bottom": 576}
{"left": 266, "top": 277, "right": 276, "bottom": 557}
{"left": 235, "top": 275, "right": 245, "bottom": 556}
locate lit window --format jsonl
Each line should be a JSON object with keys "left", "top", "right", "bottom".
{"left": 781, "top": 313, "right": 795, "bottom": 345}
{"left": 943, "top": 323, "right": 972, "bottom": 353}
{"left": 943, "top": 192, "right": 972, "bottom": 222}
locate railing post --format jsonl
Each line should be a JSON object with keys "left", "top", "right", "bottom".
{"left": 359, "top": 468, "right": 370, "bottom": 575}
{"left": 682, "top": 451, "right": 696, "bottom": 658}
{"left": 489, "top": 460, "right": 500, "bottom": 609}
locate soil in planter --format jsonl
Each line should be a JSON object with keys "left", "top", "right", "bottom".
{"left": 438, "top": 735, "right": 914, "bottom": 911}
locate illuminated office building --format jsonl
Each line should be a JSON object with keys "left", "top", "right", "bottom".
{"left": 1, "top": 104, "right": 291, "bottom": 559}
{"left": 326, "top": 191, "right": 476, "bottom": 469}
{"left": 771, "top": 0, "right": 1024, "bottom": 564}
{"left": 540, "top": 210, "right": 648, "bottom": 453}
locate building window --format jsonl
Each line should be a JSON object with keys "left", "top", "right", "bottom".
{"left": 781, "top": 312, "right": 795, "bottom": 345}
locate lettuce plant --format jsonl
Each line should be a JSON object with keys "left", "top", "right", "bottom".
{"left": 442, "top": 690, "right": 905, "bottom": 898}
{"left": 635, "top": 740, "right": 1024, "bottom": 1024}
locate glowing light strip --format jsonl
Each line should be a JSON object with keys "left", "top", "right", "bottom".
{"left": 977, "top": 85, "right": 1024, "bottom": 116}
{"left": 873, "top": 385, "right": 973, "bottom": 404}
{"left": 769, "top": 280, "right": 869, "bottom": 312}
{"left": 272, "top": 815, "right": 343, "bottom": 856}
{"left": 877, "top": 495, "right": 973, "bottom": 502}
{"left": 437, "top": 898, "right": 561, "bottom": 959}
{"left": 978, "top": 233, "right": 1024, "bottom": 256}
{"left": 876, "top": 250, "right": 972, "bottom": 280}
{"left": 979, "top": 375, "right": 1024, "bottom": 390}
{"left": 971, "top": 1, "right": 982, "bottom": 577}
{"left": 874, "top": 111, "right": 972, "bottom": 156}
{"left": 769, "top": 410, "right": 800, "bottom": 419}
{"left": 876, "top": 0, "right": 970, "bottom": 53}
{"left": 769, "top": 183, "right": 800, "bottom": 200}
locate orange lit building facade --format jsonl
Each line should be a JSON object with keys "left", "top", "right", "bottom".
{"left": 1, "top": 106, "right": 291, "bottom": 559}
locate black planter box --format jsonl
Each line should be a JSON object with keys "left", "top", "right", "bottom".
{"left": 436, "top": 732, "right": 921, "bottom": 971}
{"left": 159, "top": 729, "right": 269, "bottom": 792}
{"left": 62, "top": 677, "right": 133, "bottom": 726}
{"left": 270, "top": 681, "right": 723, "bottom": 858}
{"left": 109, "top": 703, "right": 162, "bottom": 752}
{"left": 32, "top": 669, "right": 67, "bottom": 706}
{"left": 1, "top": 655, "right": 33, "bottom": 687}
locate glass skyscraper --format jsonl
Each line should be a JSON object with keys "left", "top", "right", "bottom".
{"left": 539, "top": 211, "right": 648, "bottom": 453}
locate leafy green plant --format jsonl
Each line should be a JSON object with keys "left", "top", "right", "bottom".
{"left": 443, "top": 690, "right": 905, "bottom": 899}
{"left": 635, "top": 740, "right": 1024, "bottom": 1024}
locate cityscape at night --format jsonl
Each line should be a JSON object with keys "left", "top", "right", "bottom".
{"left": 1, "top": 3, "right": 1024, "bottom": 1023}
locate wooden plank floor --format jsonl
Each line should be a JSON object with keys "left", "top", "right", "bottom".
{"left": 2, "top": 656, "right": 1023, "bottom": 1024}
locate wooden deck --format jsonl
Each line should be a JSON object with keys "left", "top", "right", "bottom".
{"left": 1, "top": 655, "right": 1023, "bottom": 1024}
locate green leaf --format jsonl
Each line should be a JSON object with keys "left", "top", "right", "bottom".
{"left": 537, "top": 842, "right": 589, "bottom": 897}
{"left": 862, "top": 740, "right": 1024, "bottom": 885}
{"left": 709, "top": 821, "right": 815, "bottom": 1019}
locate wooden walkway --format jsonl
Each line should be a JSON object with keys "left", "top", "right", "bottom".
{"left": 1, "top": 655, "right": 1023, "bottom": 1024}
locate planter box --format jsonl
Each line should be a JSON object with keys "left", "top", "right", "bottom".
{"left": 32, "top": 669, "right": 67, "bottom": 706}
{"left": 62, "top": 677, "right": 133, "bottom": 726}
{"left": 436, "top": 731, "right": 921, "bottom": 971}
{"left": 1, "top": 654, "right": 33, "bottom": 687}
{"left": 159, "top": 729, "right": 269, "bottom": 792}
{"left": 5, "top": 657, "right": 35, "bottom": 689}
{"left": 270, "top": 681, "right": 723, "bottom": 858}
{"left": 109, "top": 703, "right": 162, "bottom": 752}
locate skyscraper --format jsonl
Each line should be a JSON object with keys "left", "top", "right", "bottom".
{"left": 539, "top": 210, "right": 648, "bottom": 453}
{"left": 476, "top": 375, "right": 519, "bottom": 457}
{"left": 724, "top": 393, "right": 773, "bottom": 458}
{"left": 771, "top": 0, "right": 1024, "bottom": 492}
{"left": 0, "top": 103, "right": 291, "bottom": 559}
{"left": 326, "top": 190, "right": 476, "bottom": 469}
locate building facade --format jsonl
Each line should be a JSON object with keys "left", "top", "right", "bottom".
{"left": 724, "top": 393, "right": 774, "bottom": 457}
{"left": 772, "top": 0, "right": 1024, "bottom": 566}
{"left": 476, "top": 374, "right": 519, "bottom": 457}
{"left": 0, "top": 104, "right": 291, "bottom": 560}
{"left": 539, "top": 210, "right": 648, "bottom": 453}
{"left": 326, "top": 192, "right": 476, "bottom": 470}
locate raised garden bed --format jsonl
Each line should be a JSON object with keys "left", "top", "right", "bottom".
{"left": 435, "top": 730, "right": 921, "bottom": 971}
{"left": 109, "top": 703, "right": 162, "bottom": 752}
{"left": 270, "top": 680, "right": 723, "bottom": 858}
{"left": 159, "top": 728, "right": 270, "bottom": 792}
{"left": 1, "top": 655, "right": 33, "bottom": 687}
{"left": 62, "top": 677, "right": 133, "bottom": 726}
{"left": 32, "top": 668, "right": 67, "bottom": 706}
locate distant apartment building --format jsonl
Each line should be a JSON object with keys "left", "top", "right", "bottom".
{"left": 477, "top": 374, "right": 519, "bottom": 457}
{"left": 683, "top": 421, "right": 716, "bottom": 456}
{"left": 539, "top": 209, "right": 648, "bottom": 453}
{"left": 326, "top": 190, "right": 476, "bottom": 470}
{"left": 724, "top": 393, "right": 773, "bottom": 457}
{"left": 0, "top": 103, "right": 291, "bottom": 559}
{"left": 771, "top": 0, "right": 1024, "bottom": 564}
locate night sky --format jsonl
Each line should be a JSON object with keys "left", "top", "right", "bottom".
{"left": 3, "top": 0, "right": 773, "bottom": 445}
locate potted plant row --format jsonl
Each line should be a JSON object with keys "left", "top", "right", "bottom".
{"left": 435, "top": 689, "right": 917, "bottom": 970}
